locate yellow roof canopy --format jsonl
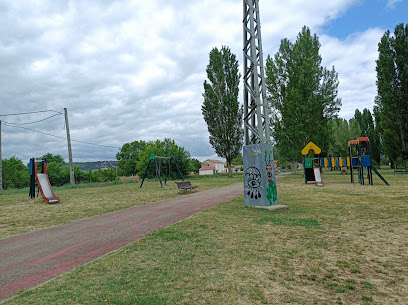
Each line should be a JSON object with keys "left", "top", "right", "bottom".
{"left": 301, "top": 142, "right": 322, "bottom": 156}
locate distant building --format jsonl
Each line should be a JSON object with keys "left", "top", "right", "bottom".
{"left": 199, "top": 159, "right": 225, "bottom": 175}
{"left": 199, "top": 166, "right": 215, "bottom": 176}
{"left": 224, "top": 164, "right": 234, "bottom": 173}
{"left": 228, "top": 164, "right": 243, "bottom": 173}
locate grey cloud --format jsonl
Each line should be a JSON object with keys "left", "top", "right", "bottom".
{"left": 1, "top": 0, "right": 379, "bottom": 163}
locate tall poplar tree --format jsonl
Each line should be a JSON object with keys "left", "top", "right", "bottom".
{"left": 329, "top": 118, "right": 361, "bottom": 157}
{"left": 375, "top": 23, "right": 408, "bottom": 169}
{"left": 202, "top": 46, "right": 243, "bottom": 177}
{"left": 265, "top": 26, "right": 341, "bottom": 168}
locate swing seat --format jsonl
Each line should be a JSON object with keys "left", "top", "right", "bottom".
{"left": 175, "top": 181, "right": 198, "bottom": 193}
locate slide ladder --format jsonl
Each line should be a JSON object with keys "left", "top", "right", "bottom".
{"left": 372, "top": 167, "right": 390, "bottom": 186}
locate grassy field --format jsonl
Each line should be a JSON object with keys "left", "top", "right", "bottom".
{"left": 0, "top": 174, "right": 243, "bottom": 239}
{"left": 3, "top": 170, "right": 408, "bottom": 304}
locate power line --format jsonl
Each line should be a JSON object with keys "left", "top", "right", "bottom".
{"left": 0, "top": 109, "right": 63, "bottom": 117}
{"left": 3, "top": 124, "right": 121, "bottom": 150}
{"left": 2, "top": 112, "right": 63, "bottom": 125}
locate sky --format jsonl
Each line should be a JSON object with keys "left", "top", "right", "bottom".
{"left": 0, "top": 0, "right": 406, "bottom": 163}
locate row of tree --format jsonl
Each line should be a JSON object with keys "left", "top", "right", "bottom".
{"left": 1, "top": 139, "right": 203, "bottom": 190}
{"left": 1, "top": 154, "right": 119, "bottom": 190}
{"left": 115, "top": 138, "right": 201, "bottom": 179}
{"left": 325, "top": 24, "right": 407, "bottom": 168}
{"left": 327, "top": 109, "right": 381, "bottom": 164}
{"left": 269, "top": 24, "right": 408, "bottom": 168}
{"left": 201, "top": 23, "right": 407, "bottom": 170}
{"left": 375, "top": 23, "right": 408, "bottom": 169}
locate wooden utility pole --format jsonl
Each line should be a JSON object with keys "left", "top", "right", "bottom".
{"left": 0, "top": 120, "right": 2, "bottom": 191}
{"left": 64, "top": 108, "right": 75, "bottom": 185}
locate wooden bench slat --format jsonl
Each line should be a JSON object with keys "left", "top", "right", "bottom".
{"left": 175, "top": 181, "right": 198, "bottom": 193}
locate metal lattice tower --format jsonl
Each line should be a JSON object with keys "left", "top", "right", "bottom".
{"left": 242, "top": 0, "right": 270, "bottom": 145}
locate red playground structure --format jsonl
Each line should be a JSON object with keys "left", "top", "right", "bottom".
{"left": 29, "top": 158, "right": 60, "bottom": 204}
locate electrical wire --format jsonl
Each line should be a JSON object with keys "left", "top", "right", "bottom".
{"left": 2, "top": 112, "right": 63, "bottom": 125}
{"left": 3, "top": 124, "right": 121, "bottom": 150}
{"left": 0, "top": 109, "right": 63, "bottom": 117}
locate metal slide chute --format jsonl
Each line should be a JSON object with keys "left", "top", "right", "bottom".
{"left": 313, "top": 167, "right": 324, "bottom": 187}
{"left": 29, "top": 158, "right": 59, "bottom": 204}
{"left": 36, "top": 173, "right": 59, "bottom": 204}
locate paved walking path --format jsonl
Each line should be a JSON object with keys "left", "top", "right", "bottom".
{"left": 0, "top": 174, "right": 289, "bottom": 301}
{"left": 0, "top": 183, "right": 242, "bottom": 301}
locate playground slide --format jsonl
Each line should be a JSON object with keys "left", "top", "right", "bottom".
{"left": 372, "top": 167, "right": 390, "bottom": 186}
{"left": 313, "top": 167, "right": 324, "bottom": 187}
{"left": 36, "top": 173, "right": 59, "bottom": 204}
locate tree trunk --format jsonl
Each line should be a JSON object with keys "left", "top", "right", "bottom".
{"left": 292, "top": 161, "right": 298, "bottom": 174}
{"left": 228, "top": 163, "right": 232, "bottom": 178}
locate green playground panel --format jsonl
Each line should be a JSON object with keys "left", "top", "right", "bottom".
{"left": 305, "top": 158, "right": 313, "bottom": 168}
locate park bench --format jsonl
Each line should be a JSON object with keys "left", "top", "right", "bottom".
{"left": 175, "top": 181, "right": 198, "bottom": 193}
{"left": 393, "top": 169, "right": 408, "bottom": 175}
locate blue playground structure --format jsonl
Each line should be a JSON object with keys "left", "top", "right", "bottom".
{"left": 348, "top": 137, "right": 389, "bottom": 186}
{"left": 302, "top": 138, "right": 389, "bottom": 186}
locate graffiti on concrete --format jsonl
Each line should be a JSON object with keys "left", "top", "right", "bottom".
{"left": 245, "top": 166, "right": 262, "bottom": 199}
{"left": 251, "top": 146, "right": 262, "bottom": 156}
{"left": 265, "top": 150, "right": 278, "bottom": 205}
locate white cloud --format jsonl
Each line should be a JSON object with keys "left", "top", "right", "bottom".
{"left": 320, "top": 28, "right": 384, "bottom": 118}
{"left": 0, "top": 0, "right": 384, "bottom": 163}
{"left": 386, "top": 0, "right": 403, "bottom": 8}
{"left": 30, "top": 58, "right": 52, "bottom": 72}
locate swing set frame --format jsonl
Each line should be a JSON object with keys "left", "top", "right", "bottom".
{"left": 139, "top": 153, "right": 184, "bottom": 188}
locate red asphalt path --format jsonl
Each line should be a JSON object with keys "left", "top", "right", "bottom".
{"left": 0, "top": 182, "right": 243, "bottom": 301}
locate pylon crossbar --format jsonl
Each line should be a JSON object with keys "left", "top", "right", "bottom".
{"left": 243, "top": 0, "right": 271, "bottom": 145}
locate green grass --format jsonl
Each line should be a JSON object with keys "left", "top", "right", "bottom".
{"left": 3, "top": 170, "right": 408, "bottom": 304}
{"left": 0, "top": 174, "right": 243, "bottom": 238}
